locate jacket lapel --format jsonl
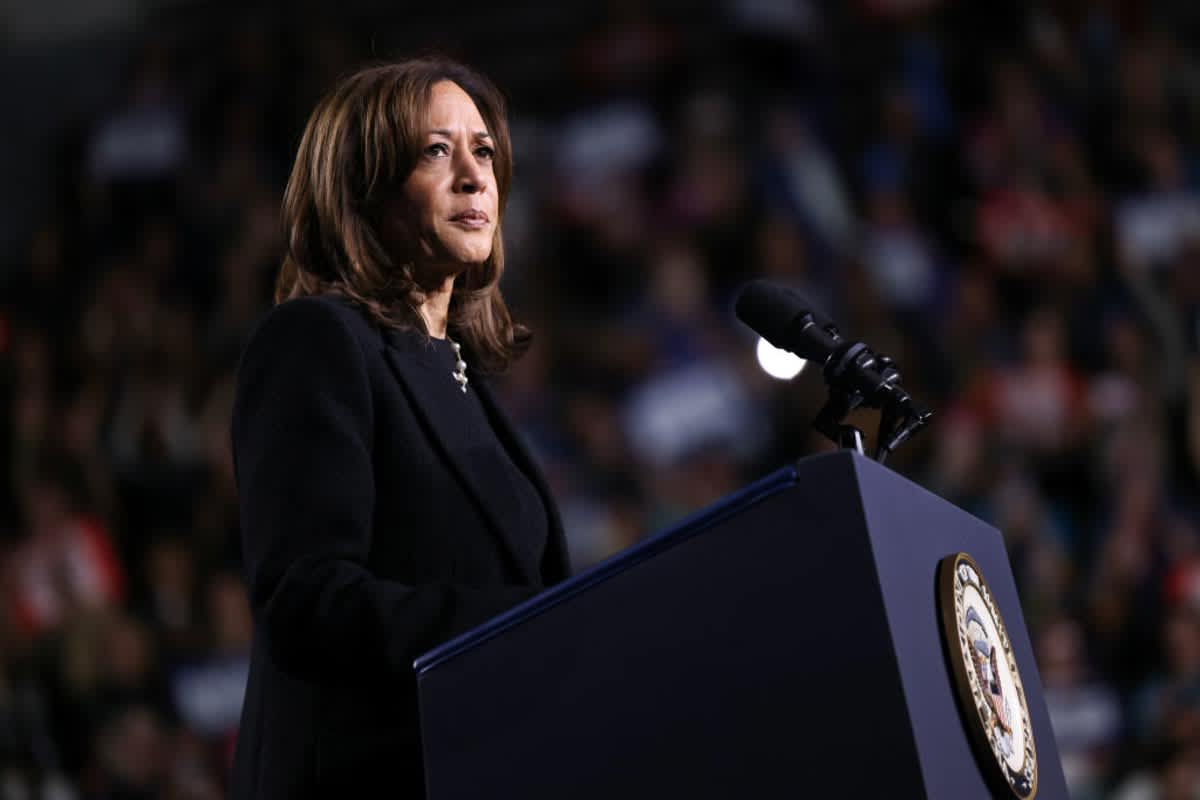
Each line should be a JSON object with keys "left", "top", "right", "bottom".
{"left": 471, "top": 377, "right": 572, "bottom": 584}
{"left": 380, "top": 326, "right": 538, "bottom": 583}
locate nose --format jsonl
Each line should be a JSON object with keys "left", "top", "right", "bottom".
{"left": 452, "top": 147, "right": 487, "bottom": 195}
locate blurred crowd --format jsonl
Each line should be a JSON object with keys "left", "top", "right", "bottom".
{"left": 4, "top": 0, "right": 1200, "bottom": 797}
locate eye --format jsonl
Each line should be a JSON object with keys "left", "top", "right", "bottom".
{"left": 424, "top": 142, "right": 449, "bottom": 158}
{"left": 475, "top": 145, "right": 495, "bottom": 161}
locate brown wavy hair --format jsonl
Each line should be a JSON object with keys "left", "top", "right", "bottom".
{"left": 274, "top": 56, "right": 529, "bottom": 372}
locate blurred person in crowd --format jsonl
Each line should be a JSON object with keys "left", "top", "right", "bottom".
{"left": 1121, "top": 234, "right": 1200, "bottom": 415}
{"left": 134, "top": 535, "right": 201, "bottom": 660}
{"left": 5, "top": 326, "right": 57, "bottom": 491}
{"left": 74, "top": 255, "right": 159, "bottom": 373}
{"left": 160, "top": 729, "right": 225, "bottom": 800}
{"left": 1089, "top": 313, "right": 1158, "bottom": 430}
{"left": 858, "top": 184, "right": 947, "bottom": 353}
{"left": 1088, "top": 451, "right": 1176, "bottom": 691}
{"left": 0, "top": 602, "right": 75, "bottom": 800}
{"left": 859, "top": 76, "right": 961, "bottom": 248}
{"left": 1116, "top": 126, "right": 1200, "bottom": 274}
{"left": 1116, "top": 127, "right": 1200, "bottom": 418}
{"left": 83, "top": 703, "right": 166, "bottom": 800}
{"left": 755, "top": 101, "right": 854, "bottom": 260}
{"left": 42, "top": 609, "right": 175, "bottom": 783}
{"left": 94, "top": 614, "right": 170, "bottom": 715}
{"left": 1037, "top": 615, "right": 1122, "bottom": 800}
{"left": 185, "top": 372, "right": 243, "bottom": 570}
{"left": 1111, "top": 35, "right": 1191, "bottom": 171}
{"left": 967, "top": 60, "right": 1062, "bottom": 191}
{"left": 167, "top": 571, "right": 251, "bottom": 785}
{"left": 987, "top": 469, "right": 1073, "bottom": 628}
{"left": 925, "top": 406, "right": 991, "bottom": 512}
{"left": 204, "top": 573, "right": 252, "bottom": 660}
{"left": 970, "top": 305, "right": 1090, "bottom": 462}
{"left": 1133, "top": 606, "right": 1200, "bottom": 748}
{"left": 58, "top": 377, "right": 117, "bottom": 526}
{"left": 641, "top": 441, "right": 743, "bottom": 534}
{"left": 2, "top": 448, "right": 124, "bottom": 642}
{"left": 1188, "top": 361, "right": 1200, "bottom": 493}
{"left": 630, "top": 237, "right": 727, "bottom": 370}
{"left": 1112, "top": 739, "right": 1200, "bottom": 800}
{"left": 573, "top": 1, "right": 680, "bottom": 94}
{"left": 936, "top": 266, "right": 1004, "bottom": 393}
{"left": 107, "top": 347, "right": 204, "bottom": 561}
{"left": 85, "top": 40, "right": 188, "bottom": 237}
{"left": 2, "top": 221, "right": 80, "bottom": 352}
{"left": 228, "top": 57, "right": 569, "bottom": 798}
{"left": 976, "top": 168, "right": 1086, "bottom": 300}
{"left": 200, "top": 193, "right": 283, "bottom": 367}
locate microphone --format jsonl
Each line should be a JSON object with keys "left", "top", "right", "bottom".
{"left": 734, "top": 280, "right": 932, "bottom": 459}
{"left": 735, "top": 280, "right": 900, "bottom": 406}
{"left": 734, "top": 280, "right": 839, "bottom": 362}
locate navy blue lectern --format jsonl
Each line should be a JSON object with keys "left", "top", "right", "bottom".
{"left": 414, "top": 451, "right": 1068, "bottom": 798}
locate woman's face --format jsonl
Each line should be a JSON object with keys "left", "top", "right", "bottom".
{"left": 382, "top": 80, "right": 499, "bottom": 278}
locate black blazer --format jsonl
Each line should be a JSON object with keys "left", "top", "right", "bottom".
{"left": 228, "top": 293, "right": 570, "bottom": 799}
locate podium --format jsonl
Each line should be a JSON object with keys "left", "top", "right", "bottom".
{"left": 414, "top": 451, "right": 1068, "bottom": 798}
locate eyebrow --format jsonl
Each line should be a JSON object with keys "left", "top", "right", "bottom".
{"left": 429, "top": 129, "right": 491, "bottom": 139}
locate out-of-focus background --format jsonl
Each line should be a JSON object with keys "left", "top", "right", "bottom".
{"left": 2, "top": 0, "right": 1200, "bottom": 797}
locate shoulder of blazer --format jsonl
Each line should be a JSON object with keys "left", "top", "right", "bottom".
{"left": 295, "top": 293, "right": 379, "bottom": 348}
{"left": 241, "top": 293, "right": 394, "bottom": 361}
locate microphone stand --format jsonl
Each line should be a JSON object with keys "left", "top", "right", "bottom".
{"left": 812, "top": 387, "right": 867, "bottom": 456}
{"left": 811, "top": 352, "right": 933, "bottom": 464}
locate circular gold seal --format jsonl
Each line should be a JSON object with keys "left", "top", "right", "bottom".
{"left": 938, "top": 553, "right": 1038, "bottom": 798}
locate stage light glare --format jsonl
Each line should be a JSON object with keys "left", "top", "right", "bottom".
{"left": 756, "top": 337, "right": 806, "bottom": 380}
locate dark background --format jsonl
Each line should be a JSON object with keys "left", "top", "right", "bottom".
{"left": 4, "top": 0, "right": 1200, "bottom": 797}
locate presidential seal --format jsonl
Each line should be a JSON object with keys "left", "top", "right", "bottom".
{"left": 938, "top": 552, "right": 1037, "bottom": 799}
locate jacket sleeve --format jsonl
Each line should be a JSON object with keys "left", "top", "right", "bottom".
{"left": 231, "top": 298, "right": 538, "bottom": 683}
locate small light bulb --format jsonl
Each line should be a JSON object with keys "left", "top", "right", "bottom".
{"left": 756, "top": 337, "right": 806, "bottom": 380}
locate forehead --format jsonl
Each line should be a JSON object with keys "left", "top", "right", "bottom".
{"left": 425, "top": 80, "right": 488, "bottom": 132}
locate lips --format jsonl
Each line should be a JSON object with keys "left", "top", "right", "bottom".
{"left": 450, "top": 210, "right": 489, "bottom": 223}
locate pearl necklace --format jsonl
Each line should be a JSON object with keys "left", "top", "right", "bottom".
{"left": 449, "top": 337, "right": 468, "bottom": 392}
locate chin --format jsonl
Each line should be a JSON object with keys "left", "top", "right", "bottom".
{"left": 448, "top": 248, "right": 492, "bottom": 267}
{"left": 446, "top": 237, "right": 494, "bottom": 265}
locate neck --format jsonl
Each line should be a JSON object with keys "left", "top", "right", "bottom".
{"left": 418, "top": 274, "right": 456, "bottom": 339}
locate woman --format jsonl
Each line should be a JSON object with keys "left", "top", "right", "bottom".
{"left": 229, "top": 57, "right": 570, "bottom": 799}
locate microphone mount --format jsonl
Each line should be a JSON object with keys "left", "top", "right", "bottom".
{"left": 810, "top": 339, "right": 932, "bottom": 463}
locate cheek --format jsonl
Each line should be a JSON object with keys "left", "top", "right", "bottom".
{"left": 402, "top": 176, "right": 443, "bottom": 225}
{"left": 420, "top": 194, "right": 447, "bottom": 226}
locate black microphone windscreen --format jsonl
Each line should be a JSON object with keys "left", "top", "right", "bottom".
{"left": 736, "top": 280, "right": 837, "bottom": 355}
{"left": 734, "top": 280, "right": 801, "bottom": 345}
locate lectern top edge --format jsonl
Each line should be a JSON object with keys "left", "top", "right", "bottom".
{"left": 412, "top": 462, "right": 801, "bottom": 676}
